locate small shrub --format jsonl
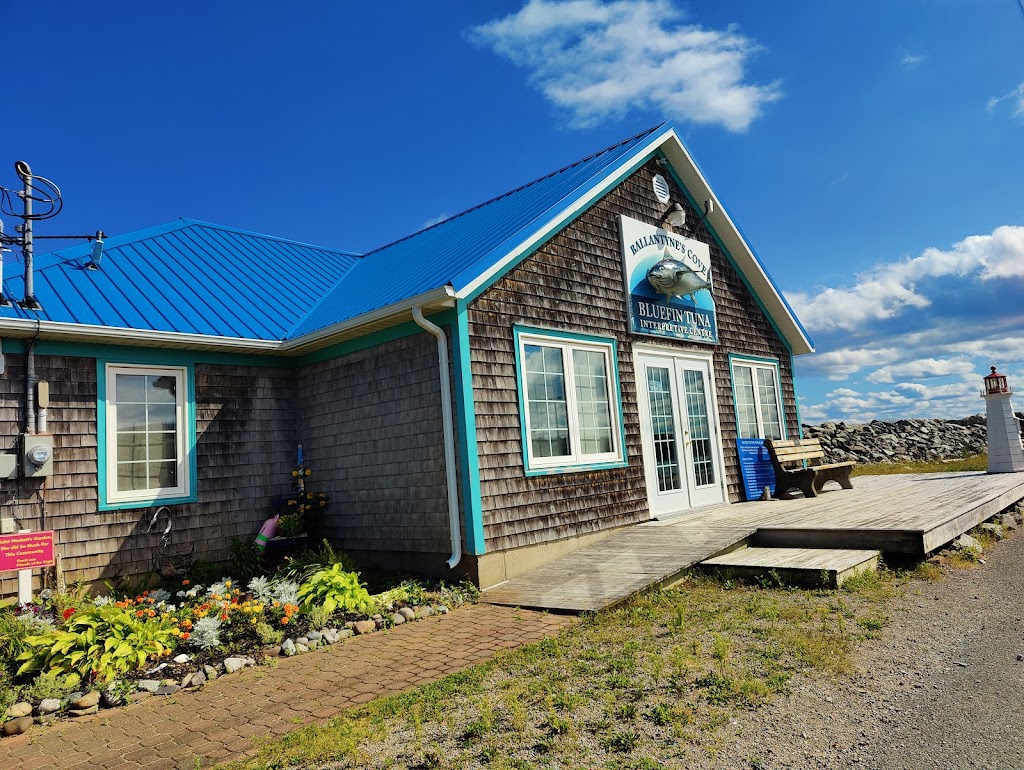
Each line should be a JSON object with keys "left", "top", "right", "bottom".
{"left": 298, "top": 565, "right": 373, "bottom": 615}
{"left": 21, "top": 671, "right": 77, "bottom": 703}
{"left": 646, "top": 703, "right": 672, "bottom": 725}
{"left": 255, "top": 622, "right": 283, "bottom": 646}
{"left": 280, "top": 539, "right": 357, "bottom": 584}
{"left": 229, "top": 538, "right": 263, "bottom": 581}
{"left": 17, "top": 604, "right": 177, "bottom": 687}
{"left": 270, "top": 580, "right": 300, "bottom": 607}
{"left": 188, "top": 616, "right": 223, "bottom": 650}
{"left": 305, "top": 605, "right": 330, "bottom": 630}
{"left": 247, "top": 576, "right": 274, "bottom": 603}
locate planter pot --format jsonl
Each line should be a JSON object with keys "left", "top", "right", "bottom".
{"left": 264, "top": 534, "right": 308, "bottom": 569}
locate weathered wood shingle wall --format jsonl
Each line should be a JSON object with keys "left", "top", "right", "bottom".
{"left": 468, "top": 159, "right": 798, "bottom": 553}
{"left": 0, "top": 356, "right": 296, "bottom": 597}
{"left": 296, "top": 331, "right": 457, "bottom": 561}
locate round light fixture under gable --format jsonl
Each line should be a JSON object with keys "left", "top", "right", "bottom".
{"left": 652, "top": 174, "right": 671, "bottom": 204}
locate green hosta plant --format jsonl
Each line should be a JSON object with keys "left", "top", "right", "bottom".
{"left": 297, "top": 564, "right": 374, "bottom": 615}
{"left": 16, "top": 604, "right": 178, "bottom": 687}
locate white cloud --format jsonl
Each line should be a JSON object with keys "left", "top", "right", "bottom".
{"left": 798, "top": 346, "right": 904, "bottom": 380}
{"left": 786, "top": 225, "right": 1024, "bottom": 332}
{"left": 987, "top": 82, "right": 1024, "bottom": 119}
{"left": 902, "top": 54, "right": 925, "bottom": 67}
{"left": 826, "top": 387, "right": 860, "bottom": 397}
{"left": 420, "top": 212, "right": 451, "bottom": 229}
{"left": 470, "top": 0, "right": 781, "bottom": 132}
{"left": 866, "top": 356, "right": 977, "bottom": 384}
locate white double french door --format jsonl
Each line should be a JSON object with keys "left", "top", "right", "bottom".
{"left": 636, "top": 351, "right": 725, "bottom": 515}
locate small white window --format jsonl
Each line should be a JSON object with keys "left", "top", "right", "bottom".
{"left": 105, "top": 364, "right": 190, "bottom": 505}
{"left": 517, "top": 330, "right": 624, "bottom": 472}
{"left": 732, "top": 359, "right": 784, "bottom": 440}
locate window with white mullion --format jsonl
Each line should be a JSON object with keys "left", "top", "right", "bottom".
{"left": 732, "top": 360, "right": 785, "bottom": 441}
{"left": 519, "top": 333, "right": 623, "bottom": 471}
{"left": 106, "top": 364, "right": 189, "bottom": 504}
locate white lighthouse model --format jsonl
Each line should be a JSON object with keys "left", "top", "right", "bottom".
{"left": 982, "top": 366, "right": 1024, "bottom": 474}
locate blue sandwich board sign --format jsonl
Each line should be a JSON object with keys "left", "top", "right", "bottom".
{"left": 619, "top": 215, "right": 718, "bottom": 345}
{"left": 736, "top": 438, "right": 775, "bottom": 501}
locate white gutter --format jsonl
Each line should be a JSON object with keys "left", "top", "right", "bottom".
{"left": 281, "top": 285, "right": 456, "bottom": 353}
{"left": 411, "top": 305, "right": 462, "bottom": 570}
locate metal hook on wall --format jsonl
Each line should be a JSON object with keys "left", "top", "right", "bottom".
{"left": 146, "top": 505, "right": 173, "bottom": 548}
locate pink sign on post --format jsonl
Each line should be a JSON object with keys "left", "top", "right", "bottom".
{"left": 0, "top": 531, "right": 56, "bottom": 572}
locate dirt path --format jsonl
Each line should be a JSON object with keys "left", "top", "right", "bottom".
{"left": 711, "top": 532, "right": 1024, "bottom": 770}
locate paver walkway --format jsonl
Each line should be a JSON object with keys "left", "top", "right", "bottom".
{"left": 1, "top": 604, "right": 573, "bottom": 770}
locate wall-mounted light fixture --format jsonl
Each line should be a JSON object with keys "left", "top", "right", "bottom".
{"left": 659, "top": 202, "right": 686, "bottom": 230}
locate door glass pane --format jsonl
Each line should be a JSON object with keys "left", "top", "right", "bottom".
{"left": 756, "top": 367, "right": 783, "bottom": 440}
{"left": 646, "top": 366, "right": 681, "bottom": 492}
{"left": 682, "top": 368, "right": 716, "bottom": 487}
{"left": 524, "top": 344, "right": 570, "bottom": 458}
{"left": 573, "top": 349, "right": 613, "bottom": 455}
{"left": 733, "top": 365, "right": 759, "bottom": 439}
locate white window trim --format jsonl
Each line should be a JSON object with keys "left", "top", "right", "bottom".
{"left": 517, "top": 330, "right": 625, "bottom": 472}
{"left": 730, "top": 357, "right": 786, "bottom": 440}
{"left": 104, "top": 363, "right": 190, "bottom": 506}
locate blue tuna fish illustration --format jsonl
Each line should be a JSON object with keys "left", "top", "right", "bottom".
{"left": 646, "top": 253, "right": 712, "bottom": 303}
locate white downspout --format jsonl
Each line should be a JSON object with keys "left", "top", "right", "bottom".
{"left": 411, "top": 306, "right": 462, "bottom": 569}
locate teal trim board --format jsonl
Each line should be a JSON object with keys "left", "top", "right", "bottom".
{"left": 452, "top": 302, "right": 486, "bottom": 556}
{"left": 513, "top": 324, "right": 629, "bottom": 477}
{"left": 295, "top": 310, "right": 456, "bottom": 366}
{"left": 1, "top": 338, "right": 292, "bottom": 369}
{"left": 97, "top": 359, "right": 198, "bottom": 511}
{"left": 727, "top": 354, "right": 787, "bottom": 441}
{"left": 790, "top": 354, "right": 805, "bottom": 439}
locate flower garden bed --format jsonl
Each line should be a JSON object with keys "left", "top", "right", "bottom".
{"left": 1, "top": 548, "right": 478, "bottom": 738}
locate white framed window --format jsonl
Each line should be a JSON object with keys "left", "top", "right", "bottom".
{"left": 731, "top": 358, "right": 785, "bottom": 440}
{"left": 515, "top": 328, "right": 625, "bottom": 473}
{"left": 104, "top": 364, "right": 190, "bottom": 505}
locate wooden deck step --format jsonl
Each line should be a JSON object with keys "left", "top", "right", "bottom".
{"left": 699, "top": 546, "right": 880, "bottom": 588}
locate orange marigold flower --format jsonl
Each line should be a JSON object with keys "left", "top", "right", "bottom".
{"left": 272, "top": 601, "right": 280, "bottom": 608}
{"left": 221, "top": 614, "right": 229, "bottom": 621}
{"left": 181, "top": 632, "right": 190, "bottom": 640}
{"left": 182, "top": 579, "right": 190, "bottom": 585}
{"left": 280, "top": 617, "right": 289, "bottom": 625}
{"left": 147, "top": 609, "right": 156, "bottom": 618}
{"left": 135, "top": 610, "right": 145, "bottom": 617}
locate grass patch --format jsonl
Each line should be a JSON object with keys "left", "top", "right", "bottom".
{"left": 223, "top": 570, "right": 908, "bottom": 770}
{"left": 851, "top": 454, "right": 986, "bottom": 476}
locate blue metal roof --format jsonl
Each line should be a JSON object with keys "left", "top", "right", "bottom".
{"left": 286, "top": 124, "right": 667, "bottom": 338}
{"left": 1, "top": 219, "right": 360, "bottom": 340}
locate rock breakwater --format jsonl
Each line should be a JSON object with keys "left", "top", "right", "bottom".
{"left": 803, "top": 413, "right": 1024, "bottom": 464}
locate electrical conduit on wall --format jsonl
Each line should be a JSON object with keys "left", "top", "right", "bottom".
{"left": 411, "top": 307, "right": 462, "bottom": 569}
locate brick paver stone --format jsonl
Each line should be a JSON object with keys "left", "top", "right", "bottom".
{"left": 1, "top": 604, "right": 573, "bottom": 770}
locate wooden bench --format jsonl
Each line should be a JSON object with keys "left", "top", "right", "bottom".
{"left": 764, "top": 438, "right": 855, "bottom": 499}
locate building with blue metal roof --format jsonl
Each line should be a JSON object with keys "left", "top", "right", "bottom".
{"left": 0, "top": 123, "right": 814, "bottom": 597}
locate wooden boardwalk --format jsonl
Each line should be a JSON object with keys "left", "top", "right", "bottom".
{"left": 700, "top": 547, "right": 880, "bottom": 588}
{"left": 672, "top": 471, "right": 1024, "bottom": 556}
{"left": 481, "top": 472, "right": 1024, "bottom": 613}
{"left": 480, "top": 525, "right": 755, "bottom": 612}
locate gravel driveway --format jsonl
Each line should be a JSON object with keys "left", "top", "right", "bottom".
{"left": 709, "top": 531, "right": 1024, "bottom": 770}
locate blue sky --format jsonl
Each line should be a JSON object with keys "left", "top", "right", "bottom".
{"left": 4, "top": 1, "right": 1023, "bottom": 422}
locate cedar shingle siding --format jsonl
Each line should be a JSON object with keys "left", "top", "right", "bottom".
{"left": 468, "top": 159, "right": 797, "bottom": 553}
{"left": 0, "top": 357, "right": 296, "bottom": 595}
{"left": 296, "top": 332, "right": 455, "bottom": 557}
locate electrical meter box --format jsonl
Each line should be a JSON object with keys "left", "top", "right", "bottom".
{"left": 22, "top": 434, "right": 54, "bottom": 478}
